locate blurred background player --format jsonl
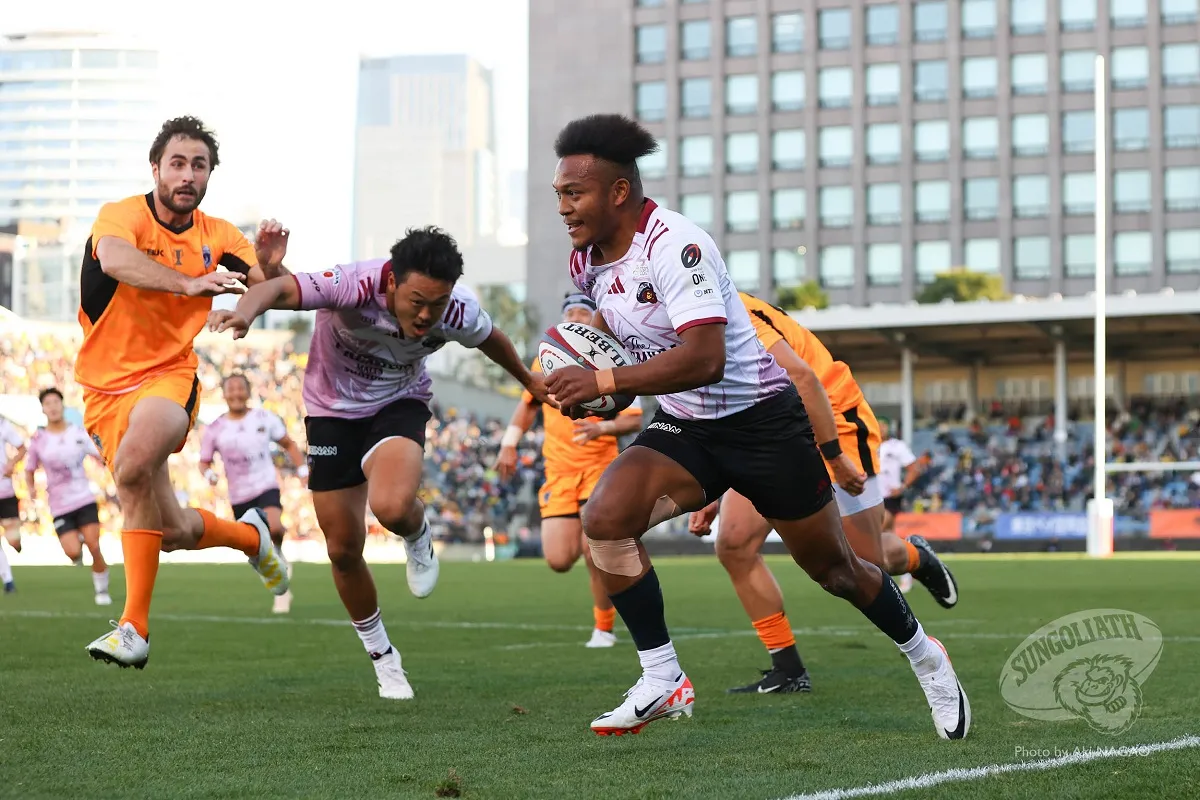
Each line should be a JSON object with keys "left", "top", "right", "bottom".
{"left": 495, "top": 292, "right": 644, "bottom": 648}
{"left": 208, "top": 226, "right": 550, "bottom": 700}
{"left": 0, "top": 414, "right": 26, "bottom": 593}
{"left": 200, "top": 374, "right": 308, "bottom": 614}
{"left": 77, "top": 116, "right": 290, "bottom": 669}
{"left": 689, "top": 294, "right": 958, "bottom": 694}
{"left": 24, "top": 388, "right": 112, "bottom": 605}
{"left": 879, "top": 419, "right": 928, "bottom": 593}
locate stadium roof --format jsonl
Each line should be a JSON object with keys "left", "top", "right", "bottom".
{"left": 790, "top": 290, "right": 1200, "bottom": 371}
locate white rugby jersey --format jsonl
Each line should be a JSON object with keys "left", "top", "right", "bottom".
{"left": 570, "top": 199, "right": 790, "bottom": 420}
{"left": 878, "top": 437, "right": 917, "bottom": 496}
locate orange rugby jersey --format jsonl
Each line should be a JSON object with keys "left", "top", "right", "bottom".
{"left": 739, "top": 292, "right": 865, "bottom": 415}
{"left": 76, "top": 193, "right": 257, "bottom": 393}
{"left": 520, "top": 358, "right": 642, "bottom": 474}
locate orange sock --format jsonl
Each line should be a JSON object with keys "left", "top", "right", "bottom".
{"left": 119, "top": 529, "right": 162, "bottom": 639}
{"left": 752, "top": 611, "right": 796, "bottom": 652}
{"left": 904, "top": 541, "right": 922, "bottom": 573}
{"left": 195, "top": 509, "right": 260, "bottom": 557}
{"left": 593, "top": 606, "right": 616, "bottom": 633}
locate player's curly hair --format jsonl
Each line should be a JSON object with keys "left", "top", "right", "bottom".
{"left": 222, "top": 374, "right": 251, "bottom": 391}
{"left": 37, "top": 387, "right": 63, "bottom": 404}
{"left": 149, "top": 116, "right": 220, "bottom": 167}
{"left": 390, "top": 226, "right": 464, "bottom": 284}
{"left": 554, "top": 114, "right": 658, "bottom": 197}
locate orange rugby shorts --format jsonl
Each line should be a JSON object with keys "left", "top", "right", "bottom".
{"left": 83, "top": 367, "right": 201, "bottom": 470}
{"left": 836, "top": 402, "right": 882, "bottom": 477}
{"left": 538, "top": 462, "right": 610, "bottom": 519}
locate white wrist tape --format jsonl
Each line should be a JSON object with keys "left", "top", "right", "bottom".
{"left": 297, "top": 464, "right": 309, "bottom": 478}
{"left": 501, "top": 425, "right": 522, "bottom": 448}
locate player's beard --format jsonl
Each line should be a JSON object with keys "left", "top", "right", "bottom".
{"left": 158, "top": 183, "right": 204, "bottom": 215}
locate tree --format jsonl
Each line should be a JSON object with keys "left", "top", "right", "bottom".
{"left": 477, "top": 284, "right": 538, "bottom": 390}
{"left": 916, "top": 268, "right": 1009, "bottom": 304}
{"left": 775, "top": 281, "right": 829, "bottom": 311}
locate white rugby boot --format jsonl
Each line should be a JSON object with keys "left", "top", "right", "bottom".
{"left": 585, "top": 629, "right": 618, "bottom": 648}
{"left": 241, "top": 508, "right": 289, "bottom": 596}
{"left": 917, "top": 637, "right": 971, "bottom": 740}
{"left": 372, "top": 648, "right": 415, "bottom": 700}
{"left": 402, "top": 518, "right": 439, "bottom": 599}
{"left": 86, "top": 621, "right": 149, "bottom": 669}
{"left": 590, "top": 672, "right": 694, "bottom": 735}
{"left": 94, "top": 592, "right": 113, "bottom": 606}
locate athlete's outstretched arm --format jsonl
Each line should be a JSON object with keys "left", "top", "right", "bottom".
{"left": 208, "top": 275, "right": 299, "bottom": 339}
{"left": 476, "top": 327, "right": 555, "bottom": 406}
{"left": 96, "top": 237, "right": 245, "bottom": 297}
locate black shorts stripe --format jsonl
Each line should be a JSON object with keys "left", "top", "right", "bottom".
{"left": 842, "top": 405, "right": 876, "bottom": 477}
{"left": 183, "top": 376, "right": 200, "bottom": 418}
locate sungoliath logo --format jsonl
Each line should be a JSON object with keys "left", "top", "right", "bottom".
{"left": 999, "top": 609, "right": 1163, "bottom": 735}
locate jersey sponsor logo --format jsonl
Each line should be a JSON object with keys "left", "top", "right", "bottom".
{"left": 202, "top": 245, "right": 213, "bottom": 270}
{"left": 607, "top": 276, "right": 626, "bottom": 295}
{"left": 681, "top": 244, "right": 702, "bottom": 269}
{"left": 144, "top": 248, "right": 164, "bottom": 257}
{"left": 636, "top": 282, "right": 658, "bottom": 305}
{"left": 694, "top": 288, "right": 714, "bottom": 297}
{"left": 647, "top": 421, "right": 682, "bottom": 435}
{"left": 174, "top": 249, "right": 183, "bottom": 266}
{"left": 631, "top": 259, "right": 650, "bottom": 279}
{"left": 322, "top": 268, "right": 341, "bottom": 285}
{"left": 308, "top": 445, "right": 338, "bottom": 456}
{"left": 691, "top": 272, "right": 706, "bottom": 286}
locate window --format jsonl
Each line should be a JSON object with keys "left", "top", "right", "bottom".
{"left": 915, "top": 180, "right": 951, "bottom": 223}
{"left": 638, "top": 142, "right": 668, "bottom": 179}
{"left": 867, "top": 244, "right": 903, "bottom": 285}
{"left": 1111, "top": 47, "right": 1149, "bottom": 90}
{"left": 773, "top": 13, "right": 805, "bottom": 53}
{"left": 681, "top": 78, "right": 711, "bottom": 118}
{"left": 1061, "top": 50, "right": 1096, "bottom": 92}
{"left": 726, "top": 16, "right": 757, "bottom": 58}
{"left": 772, "top": 70, "right": 806, "bottom": 111}
{"left": 914, "top": 2, "right": 948, "bottom": 41}
{"left": 1165, "top": 105, "right": 1200, "bottom": 148}
{"left": 866, "top": 123, "right": 902, "bottom": 164}
{"left": 1011, "top": 0, "right": 1046, "bottom": 34}
{"left": 636, "top": 25, "right": 666, "bottom": 64}
{"left": 727, "top": 250, "right": 761, "bottom": 291}
{"left": 1014, "top": 236, "right": 1051, "bottom": 279}
{"left": 772, "top": 130, "right": 805, "bottom": 170}
{"left": 819, "top": 67, "right": 853, "bottom": 108}
{"left": 1013, "top": 174, "right": 1049, "bottom": 217}
{"left": 1111, "top": 0, "right": 1147, "bottom": 28}
{"left": 965, "top": 238, "right": 1001, "bottom": 272}
{"left": 820, "top": 246, "right": 855, "bottom": 288}
{"left": 866, "top": 64, "right": 901, "bottom": 106}
{"left": 1113, "top": 169, "right": 1152, "bottom": 213}
{"left": 773, "top": 248, "right": 806, "bottom": 288}
{"left": 1163, "top": 0, "right": 1199, "bottom": 24}
{"left": 80, "top": 49, "right": 119, "bottom": 68}
{"left": 1166, "top": 230, "right": 1200, "bottom": 273}
{"left": 637, "top": 0, "right": 664, "bottom": 5}
{"left": 965, "top": 177, "right": 1000, "bottom": 220}
{"left": 916, "top": 241, "right": 952, "bottom": 283}
{"left": 1063, "top": 173, "right": 1096, "bottom": 215}
{"left": 820, "top": 186, "right": 854, "bottom": 227}
{"left": 1063, "top": 110, "right": 1095, "bottom": 153}
{"left": 1113, "top": 108, "right": 1150, "bottom": 151}
{"left": 1011, "top": 54, "right": 1048, "bottom": 95}
{"left": 962, "top": 0, "right": 997, "bottom": 37}
{"left": 963, "top": 57, "right": 998, "bottom": 98}
{"left": 914, "top": 60, "right": 949, "bottom": 102}
{"left": 726, "top": 75, "right": 758, "bottom": 115}
{"left": 1060, "top": 0, "right": 1095, "bottom": 30}
{"left": 914, "top": 120, "right": 950, "bottom": 161}
{"left": 1166, "top": 167, "right": 1200, "bottom": 211}
{"left": 679, "top": 194, "right": 714, "bottom": 231}
{"left": 772, "top": 188, "right": 806, "bottom": 229}
{"left": 1163, "top": 44, "right": 1200, "bottom": 86}
{"left": 726, "top": 191, "right": 760, "bottom": 233}
{"left": 1064, "top": 234, "right": 1095, "bottom": 276}
{"left": 635, "top": 82, "right": 666, "bottom": 122}
{"left": 681, "top": 20, "right": 711, "bottom": 60}
{"left": 867, "top": 183, "right": 903, "bottom": 225}
{"left": 1114, "top": 231, "right": 1152, "bottom": 274}
{"left": 866, "top": 4, "right": 900, "bottom": 45}
{"left": 819, "top": 8, "right": 852, "bottom": 49}
{"left": 726, "top": 132, "right": 759, "bottom": 174}
{"left": 681, "top": 135, "right": 713, "bottom": 177}
{"left": 820, "top": 125, "right": 854, "bottom": 167}
{"left": 1012, "top": 114, "right": 1049, "bottom": 156}
{"left": 963, "top": 117, "right": 999, "bottom": 158}
{"left": 0, "top": 49, "right": 73, "bottom": 70}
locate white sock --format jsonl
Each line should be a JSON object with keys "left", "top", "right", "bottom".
{"left": 897, "top": 623, "right": 939, "bottom": 673}
{"left": 352, "top": 608, "right": 393, "bottom": 660}
{"left": 92, "top": 569, "right": 109, "bottom": 594}
{"left": 638, "top": 641, "right": 682, "bottom": 685}
{"left": 0, "top": 543, "right": 12, "bottom": 583}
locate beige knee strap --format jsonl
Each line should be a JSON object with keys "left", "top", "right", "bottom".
{"left": 587, "top": 537, "right": 642, "bottom": 576}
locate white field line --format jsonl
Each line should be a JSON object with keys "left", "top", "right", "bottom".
{"left": 776, "top": 735, "right": 1200, "bottom": 800}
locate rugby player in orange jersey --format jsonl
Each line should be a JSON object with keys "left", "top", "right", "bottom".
{"left": 77, "top": 116, "right": 290, "bottom": 669}
{"left": 495, "top": 293, "right": 644, "bottom": 648}
{"left": 688, "top": 293, "right": 959, "bottom": 694}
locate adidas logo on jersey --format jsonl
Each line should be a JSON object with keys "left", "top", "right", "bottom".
{"left": 607, "top": 277, "right": 626, "bottom": 295}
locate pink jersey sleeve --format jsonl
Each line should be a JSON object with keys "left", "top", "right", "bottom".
{"left": 199, "top": 419, "right": 218, "bottom": 462}
{"left": 24, "top": 430, "right": 41, "bottom": 471}
{"left": 439, "top": 284, "right": 493, "bottom": 348}
{"left": 1, "top": 421, "right": 22, "bottom": 450}
{"left": 264, "top": 411, "right": 287, "bottom": 441}
{"left": 294, "top": 262, "right": 377, "bottom": 311}
{"left": 649, "top": 233, "right": 728, "bottom": 334}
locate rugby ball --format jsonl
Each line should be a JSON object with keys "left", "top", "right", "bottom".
{"left": 538, "top": 322, "right": 637, "bottom": 415}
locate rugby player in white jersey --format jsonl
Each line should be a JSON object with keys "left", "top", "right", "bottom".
{"left": 543, "top": 114, "right": 970, "bottom": 739}
{"left": 208, "top": 226, "right": 551, "bottom": 699}
{"left": 0, "top": 415, "right": 26, "bottom": 593}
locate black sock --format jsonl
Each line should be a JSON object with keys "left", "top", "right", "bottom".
{"left": 769, "top": 644, "right": 806, "bottom": 677}
{"left": 608, "top": 567, "right": 671, "bottom": 651}
{"left": 859, "top": 565, "right": 920, "bottom": 644}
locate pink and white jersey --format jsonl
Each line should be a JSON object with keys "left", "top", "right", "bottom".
{"left": 294, "top": 259, "right": 493, "bottom": 419}
{"left": 25, "top": 424, "right": 100, "bottom": 516}
{"left": 0, "top": 417, "right": 24, "bottom": 500}
{"left": 570, "top": 199, "right": 790, "bottom": 420}
{"left": 200, "top": 408, "right": 287, "bottom": 505}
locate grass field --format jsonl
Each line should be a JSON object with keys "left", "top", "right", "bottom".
{"left": 1, "top": 555, "right": 1197, "bottom": 799}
